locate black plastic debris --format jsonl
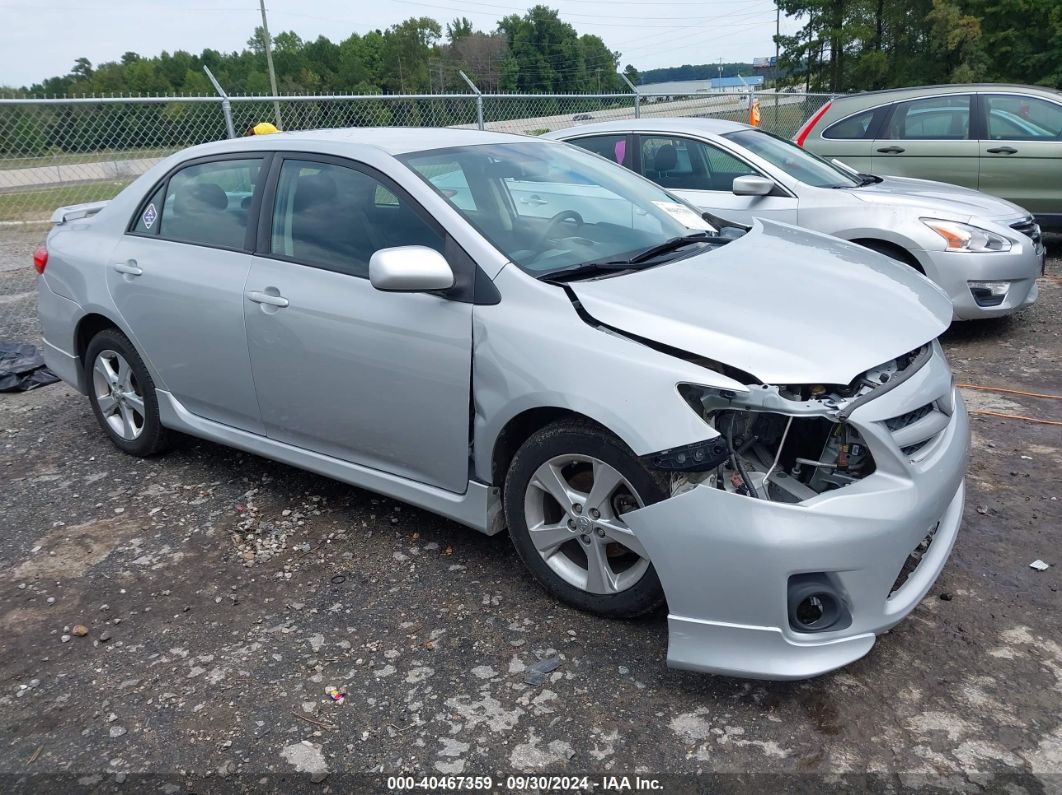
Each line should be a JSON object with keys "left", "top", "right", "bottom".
{"left": 0, "top": 341, "right": 60, "bottom": 392}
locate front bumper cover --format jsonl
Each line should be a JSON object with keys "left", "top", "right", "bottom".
{"left": 624, "top": 346, "right": 970, "bottom": 680}
{"left": 917, "top": 220, "right": 1043, "bottom": 320}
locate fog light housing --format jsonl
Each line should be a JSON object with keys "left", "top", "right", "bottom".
{"left": 787, "top": 574, "right": 851, "bottom": 633}
{"left": 968, "top": 280, "right": 1010, "bottom": 307}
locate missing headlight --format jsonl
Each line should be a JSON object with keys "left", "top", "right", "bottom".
{"left": 678, "top": 381, "right": 880, "bottom": 502}
{"left": 704, "top": 408, "right": 875, "bottom": 502}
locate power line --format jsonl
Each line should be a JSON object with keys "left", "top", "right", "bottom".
{"left": 393, "top": 0, "right": 776, "bottom": 21}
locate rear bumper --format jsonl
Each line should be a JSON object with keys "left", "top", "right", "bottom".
{"left": 37, "top": 277, "right": 85, "bottom": 392}
{"left": 624, "top": 347, "right": 969, "bottom": 680}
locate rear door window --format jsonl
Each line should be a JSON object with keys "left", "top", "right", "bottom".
{"left": 983, "top": 94, "right": 1062, "bottom": 140}
{"left": 823, "top": 108, "right": 877, "bottom": 139}
{"left": 159, "top": 158, "right": 263, "bottom": 249}
{"left": 885, "top": 95, "right": 972, "bottom": 140}
{"left": 568, "top": 135, "right": 631, "bottom": 169}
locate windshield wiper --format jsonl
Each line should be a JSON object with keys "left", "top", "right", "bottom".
{"left": 627, "top": 232, "right": 712, "bottom": 264}
{"left": 539, "top": 232, "right": 716, "bottom": 282}
{"left": 539, "top": 260, "right": 638, "bottom": 283}
{"left": 835, "top": 173, "right": 882, "bottom": 188}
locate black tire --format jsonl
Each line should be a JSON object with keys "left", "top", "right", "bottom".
{"left": 857, "top": 240, "right": 924, "bottom": 273}
{"left": 504, "top": 418, "right": 669, "bottom": 618}
{"left": 84, "top": 328, "right": 171, "bottom": 457}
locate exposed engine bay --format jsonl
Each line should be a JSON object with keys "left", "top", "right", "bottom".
{"left": 703, "top": 409, "right": 874, "bottom": 502}
{"left": 669, "top": 345, "right": 931, "bottom": 503}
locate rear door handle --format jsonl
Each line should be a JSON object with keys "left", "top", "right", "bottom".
{"left": 246, "top": 290, "right": 289, "bottom": 308}
{"left": 876, "top": 146, "right": 905, "bottom": 154}
{"left": 113, "top": 262, "right": 143, "bottom": 276}
{"left": 986, "top": 146, "right": 1017, "bottom": 154}
{"left": 520, "top": 195, "right": 549, "bottom": 206}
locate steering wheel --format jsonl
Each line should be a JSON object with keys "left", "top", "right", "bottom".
{"left": 535, "top": 210, "right": 584, "bottom": 249}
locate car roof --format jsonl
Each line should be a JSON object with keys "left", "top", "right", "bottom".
{"left": 546, "top": 117, "right": 751, "bottom": 139}
{"left": 828, "top": 83, "right": 1062, "bottom": 105}
{"left": 184, "top": 126, "right": 538, "bottom": 158}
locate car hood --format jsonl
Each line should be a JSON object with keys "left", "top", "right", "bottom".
{"left": 569, "top": 220, "right": 952, "bottom": 385}
{"left": 847, "top": 175, "right": 1028, "bottom": 220}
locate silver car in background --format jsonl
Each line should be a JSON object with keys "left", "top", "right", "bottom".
{"left": 36, "top": 128, "right": 968, "bottom": 679}
{"left": 547, "top": 118, "right": 1044, "bottom": 319}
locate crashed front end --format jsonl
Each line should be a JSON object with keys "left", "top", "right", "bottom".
{"left": 627, "top": 340, "right": 969, "bottom": 680}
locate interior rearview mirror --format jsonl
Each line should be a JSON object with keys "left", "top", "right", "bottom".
{"left": 732, "top": 175, "right": 775, "bottom": 197}
{"left": 369, "top": 246, "right": 454, "bottom": 293}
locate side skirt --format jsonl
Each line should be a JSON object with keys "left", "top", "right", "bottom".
{"left": 156, "top": 390, "right": 502, "bottom": 535}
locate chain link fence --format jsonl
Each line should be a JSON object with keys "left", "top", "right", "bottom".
{"left": 0, "top": 90, "right": 830, "bottom": 224}
{"left": 0, "top": 89, "right": 829, "bottom": 344}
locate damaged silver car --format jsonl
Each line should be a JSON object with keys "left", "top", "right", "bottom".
{"left": 36, "top": 128, "right": 969, "bottom": 679}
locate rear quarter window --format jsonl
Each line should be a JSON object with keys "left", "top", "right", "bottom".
{"left": 131, "top": 184, "right": 165, "bottom": 235}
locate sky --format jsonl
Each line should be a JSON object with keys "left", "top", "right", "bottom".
{"left": 0, "top": 0, "right": 801, "bottom": 89}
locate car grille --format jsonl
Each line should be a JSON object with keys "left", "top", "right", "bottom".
{"left": 884, "top": 403, "right": 934, "bottom": 432}
{"left": 883, "top": 401, "right": 949, "bottom": 460}
{"left": 1010, "top": 217, "right": 1042, "bottom": 250}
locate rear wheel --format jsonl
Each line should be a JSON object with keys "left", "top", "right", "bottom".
{"left": 85, "top": 329, "right": 170, "bottom": 457}
{"left": 504, "top": 420, "right": 668, "bottom": 618}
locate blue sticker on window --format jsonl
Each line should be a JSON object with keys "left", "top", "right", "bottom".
{"left": 142, "top": 202, "right": 158, "bottom": 229}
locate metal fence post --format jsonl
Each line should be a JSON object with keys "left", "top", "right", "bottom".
{"left": 458, "top": 71, "right": 484, "bottom": 131}
{"left": 203, "top": 66, "right": 235, "bottom": 139}
{"left": 618, "top": 73, "right": 640, "bottom": 118}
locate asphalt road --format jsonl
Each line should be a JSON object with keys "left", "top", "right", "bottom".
{"left": 0, "top": 232, "right": 1060, "bottom": 792}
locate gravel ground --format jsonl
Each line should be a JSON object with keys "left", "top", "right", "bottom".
{"left": 0, "top": 229, "right": 1060, "bottom": 792}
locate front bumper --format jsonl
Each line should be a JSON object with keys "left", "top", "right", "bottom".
{"left": 624, "top": 346, "right": 970, "bottom": 680}
{"left": 917, "top": 230, "right": 1043, "bottom": 320}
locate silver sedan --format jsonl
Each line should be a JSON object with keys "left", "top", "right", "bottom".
{"left": 547, "top": 118, "right": 1043, "bottom": 319}
{"left": 37, "top": 128, "right": 968, "bottom": 679}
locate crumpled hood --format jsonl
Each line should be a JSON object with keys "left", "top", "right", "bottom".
{"left": 570, "top": 220, "right": 952, "bottom": 385}
{"left": 848, "top": 175, "right": 1028, "bottom": 221}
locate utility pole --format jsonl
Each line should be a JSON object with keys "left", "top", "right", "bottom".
{"left": 258, "top": 0, "right": 283, "bottom": 128}
{"left": 774, "top": 2, "right": 780, "bottom": 127}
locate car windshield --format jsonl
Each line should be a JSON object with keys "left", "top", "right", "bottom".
{"left": 400, "top": 142, "right": 716, "bottom": 277}
{"left": 724, "top": 129, "right": 862, "bottom": 188}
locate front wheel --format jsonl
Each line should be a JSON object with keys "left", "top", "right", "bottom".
{"left": 85, "top": 328, "right": 171, "bottom": 457}
{"left": 504, "top": 420, "right": 668, "bottom": 618}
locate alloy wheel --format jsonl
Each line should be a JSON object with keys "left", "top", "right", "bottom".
{"left": 91, "top": 349, "right": 145, "bottom": 441}
{"left": 523, "top": 454, "right": 649, "bottom": 595}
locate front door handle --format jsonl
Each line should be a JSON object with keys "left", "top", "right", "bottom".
{"left": 113, "top": 262, "right": 143, "bottom": 276}
{"left": 986, "top": 146, "right": 1017, "bottom": 154}
{"left": 246, "top": 290, "right": 289, "bottom": 308}
{"left": 520, "top": 195, "right": 549, "bottom": 206}
{"left": 876, "top": 146, "right": 905, "bottom": 154}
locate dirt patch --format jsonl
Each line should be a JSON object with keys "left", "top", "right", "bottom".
{"left": 4, "top": 517, "right": 141, "bottom": 582}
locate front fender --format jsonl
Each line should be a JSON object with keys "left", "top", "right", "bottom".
{"left": 471, "top": 265, "right": 745, "bottom": 483}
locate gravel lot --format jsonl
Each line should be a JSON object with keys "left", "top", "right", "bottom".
{"left": 0, "top": 228, "right": 1060, "bottom": 791}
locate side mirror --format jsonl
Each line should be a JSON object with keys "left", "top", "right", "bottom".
{"left": 732, "top": 175, "right": 775, "bottom": 197}
{"left": 369, "top": 246, "right": 454, "bottom": 293}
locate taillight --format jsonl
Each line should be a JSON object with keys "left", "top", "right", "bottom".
{"left": 794, "top": 100, "right": 832, "bottom": 147}
{"left": 32, "top": 245, "right": 48, "bottom": 274}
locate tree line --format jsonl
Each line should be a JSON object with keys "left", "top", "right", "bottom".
{"left": 637, "top": 63, "right": 757, "bottom": 85}
{"left": 777, "top": 0, "right": 1062, "bottom": 92}
{"left": 8, "top": 6, "right": 636, "bottom": 98}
